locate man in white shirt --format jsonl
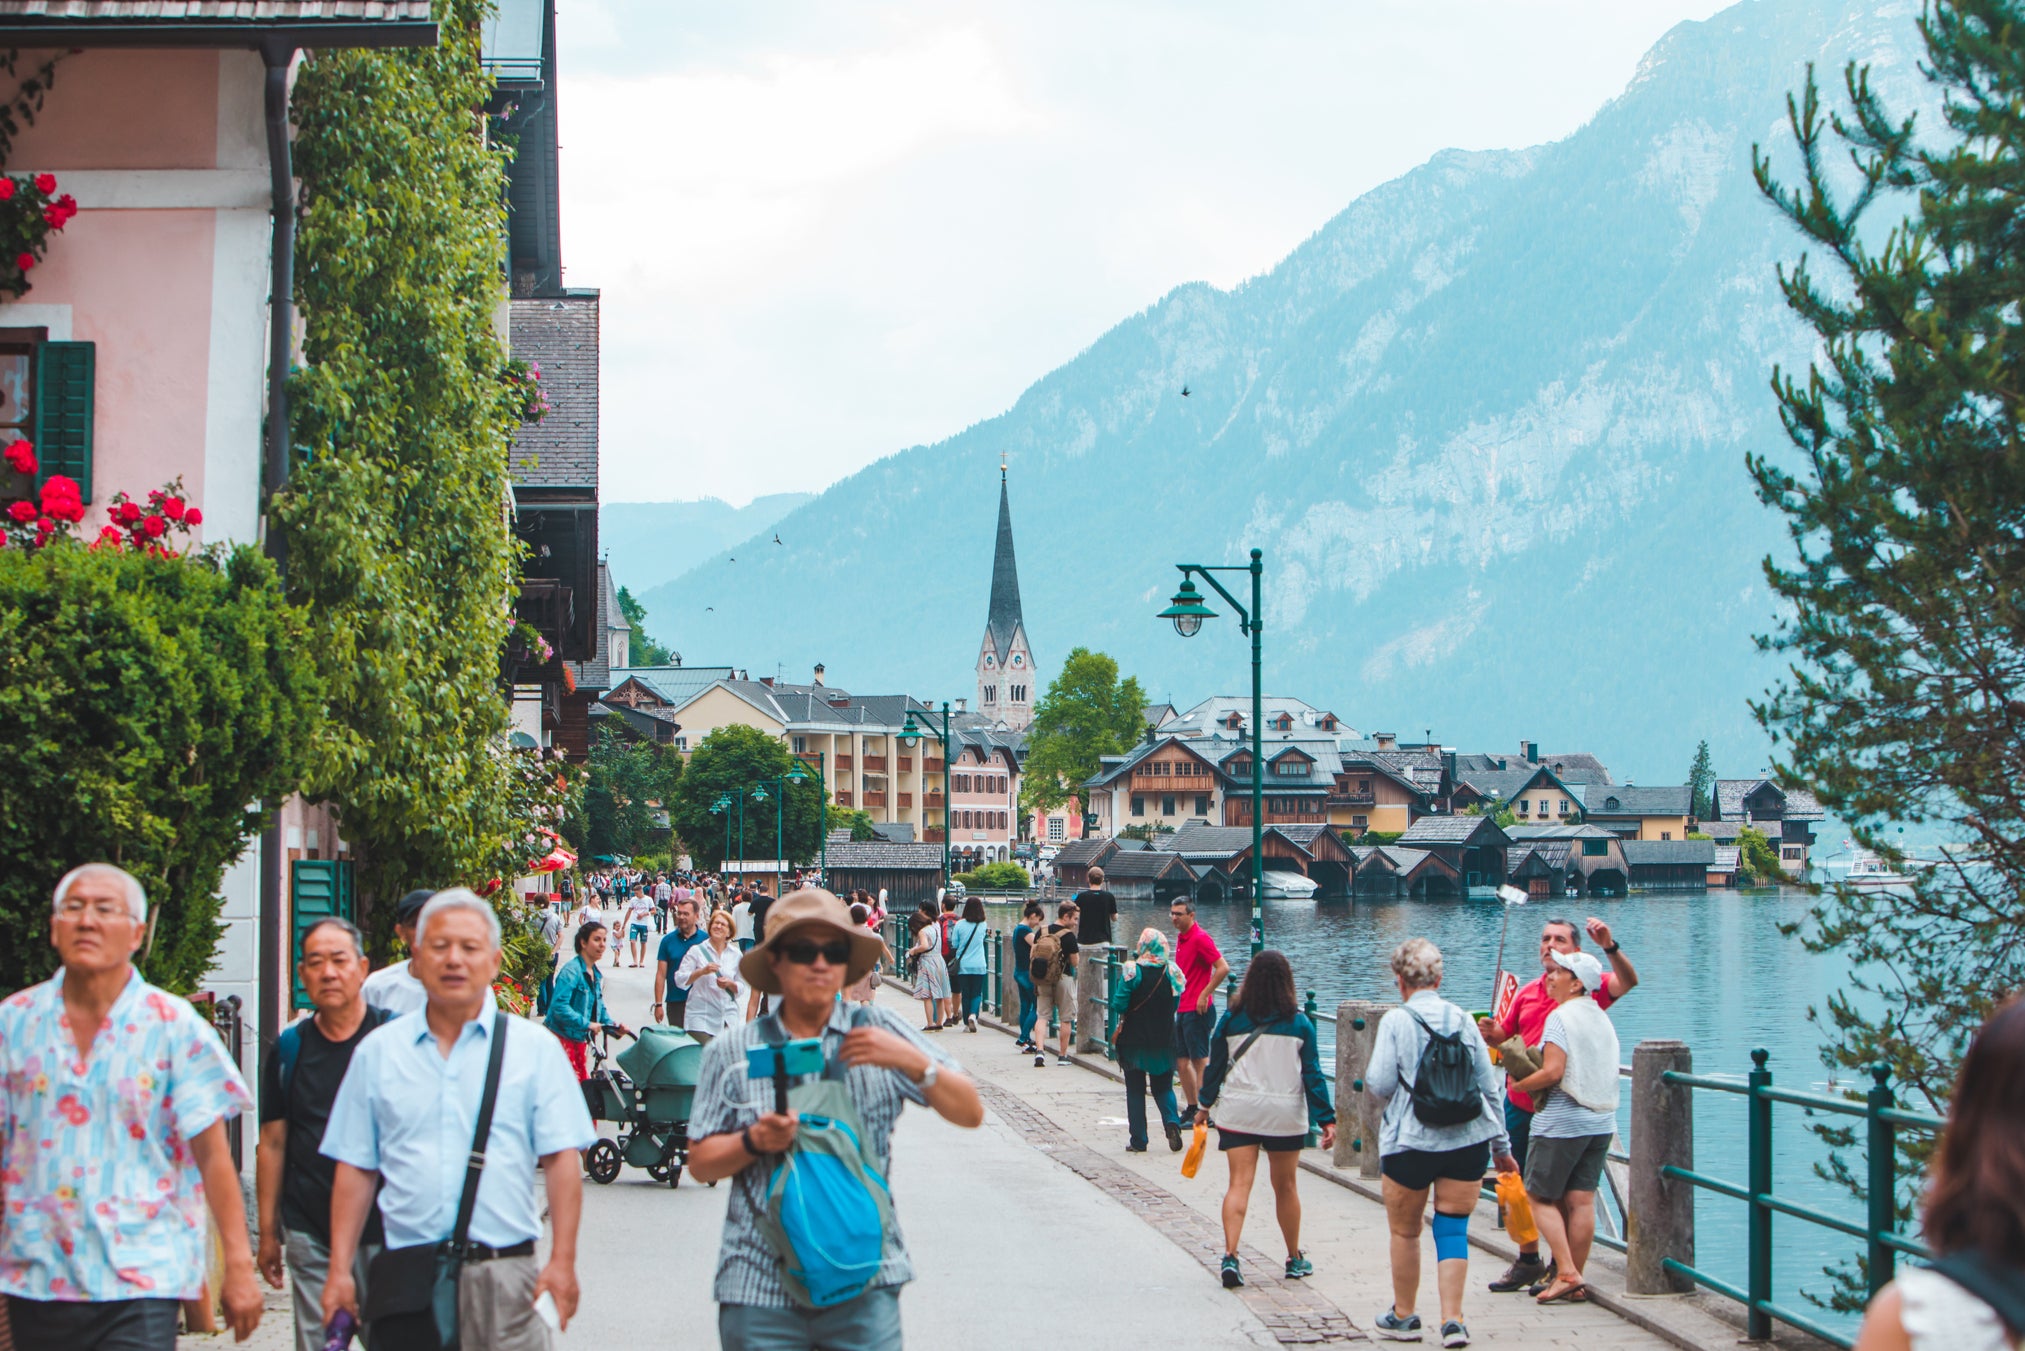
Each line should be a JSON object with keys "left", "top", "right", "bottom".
{"left": 623, "top": 890, "right": 657, "bottom": 968}
{"left": 360, "top": 890, "right": 435, "bottom": 1017}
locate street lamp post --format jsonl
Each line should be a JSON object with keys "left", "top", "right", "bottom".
{"left": 709, "top": 793, "right": 733, "bottom": 873}
{"left": 750, "top": 760, "right": 814, "bottom": 895}
{"left": 899, "top": 702, "right": 952, "bottom": 887}
{"left": 1158, "top": 548, "right": 1266, "bottom": 956}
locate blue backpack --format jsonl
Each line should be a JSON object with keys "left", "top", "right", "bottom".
{"left": 752, "top": 1007, "right": 900, "bottom": 1308}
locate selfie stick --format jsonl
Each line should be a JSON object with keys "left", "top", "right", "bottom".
{"left": 772, "top": 1047, "right": 790, "bottom": 1115}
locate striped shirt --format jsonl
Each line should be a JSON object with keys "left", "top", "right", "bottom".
{"left": 688, "top": 999, "right": 959, "bottom": 1309}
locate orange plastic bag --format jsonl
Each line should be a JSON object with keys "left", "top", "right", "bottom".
{"left": 1181, "top": 1121, "right": 1208, "bottom": 1178}
{"left": 1496, "top": 1171, "right": 1539, "bottom": 1246}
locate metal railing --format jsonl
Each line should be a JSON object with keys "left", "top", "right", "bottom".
{"left": 1657, "top": 1048, "right": 1944, "bottom": 1347}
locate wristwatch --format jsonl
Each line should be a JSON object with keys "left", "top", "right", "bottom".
{"left": 910, "top": 1058, "right": 939, "bottom": 1091}
{"left": 1604, "top": 943, "right": 1621, "bottom": 955}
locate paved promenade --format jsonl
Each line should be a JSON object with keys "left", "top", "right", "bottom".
{"left": 187, "top": 955, "right": 1715, "bottom": 1349}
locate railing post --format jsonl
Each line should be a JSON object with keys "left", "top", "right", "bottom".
{"left": 1747, "top": 1047, "right": 1773, "bottom": 1341}
{"left": 1627, "top": 1039, "right": 1694, "bottom": 1294}
{"left": 1334, "top": 999, "right": 1390, "bottom": 1177}
{"left": 1074, "top": 941, "right": 1107, "bottom": 1053}
{"left": 1866, "top": 1063, "right": 1896, "bottom": 1297}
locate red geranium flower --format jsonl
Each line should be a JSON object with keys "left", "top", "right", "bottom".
{"left": 15, "top": 254, "right": 33, "bottom": 273}
{"left": 0, "top": 180, "right": 15, "bottom": 201}
{"left": 141, "top": 515, "right": 167, "bottom": 538}
{"left": 34, "top": 174, "right": 55, "bottom": 194}
{"left": 6, "top": 499, "right": 33, "bottom": 522}
{"left": 117, "top": 501, "right": 141, "bottom": 523}
{"left": 184, "top": 507, "right": 203, "bottom": 526}
{"left": 3, "top": 443, "right": 32, "bottom": 475}
{"left": 162, "top": 497, "right": 184, "bottom": 521}
{"left": 40, "top": 477, "right": 79, "bottom": 510}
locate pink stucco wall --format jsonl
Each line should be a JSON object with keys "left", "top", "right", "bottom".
{"left": 0, "top": 50, "right": 228, "bottom": 514}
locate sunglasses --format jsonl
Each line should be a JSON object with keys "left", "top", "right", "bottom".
{"left": 778, "top": 937, "right": 853, "bottom": 967}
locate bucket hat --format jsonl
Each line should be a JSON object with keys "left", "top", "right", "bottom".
{"left": 738, "top": 887, "right": 884, "bottom": 993}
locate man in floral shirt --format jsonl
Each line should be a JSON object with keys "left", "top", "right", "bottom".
{"left": 0, "top": 863, "right": 262, "bottom": 1349}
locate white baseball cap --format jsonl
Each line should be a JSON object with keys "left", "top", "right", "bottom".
{"left": 1549, "top": 948, "right": 1605, "bottom": 992}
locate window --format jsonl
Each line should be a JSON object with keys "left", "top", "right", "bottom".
{"left": 1162, "top": 796, "right": 1175, "bottom": 816}
{"left": 1352, "top": 814, "right": 1368, "bottom": 828}
{"left": 1275, "top": 760, "right": 1310, "bottom": 777}
{"left": 1048, "top": 816, "right": 1066, "bottom": 841}
{"left": 1131, "top": 796, "right": 1145, "bottom": 817}
{"left": 1782, "top": 847, "right": 1802, "bottom": 861}
{"left": 984, "top": 685, "right": 996, "bottom": 703}
{"left": 0, "top": 337, "right": 93, "bottom": 500}
{"left": 1011, "top": 684, "right": 1025, "bottom": 702}
{"left": 1582, "top": 839, "right": 1608, "bottom": 857}
{"left": 675, "top": 736, "right": 688, "bottom": 751}
{"left": 791, "top": 735, "right": 806, "bottom": 753}
{"left": 1559, "top": 798, "right": 1570, "bottom": 813}
{"left": 1195, "top": 795, "right": 1210, "bottom": 816}
{"left": 1661, "top": 831, "right": 1672, "bottom": 841}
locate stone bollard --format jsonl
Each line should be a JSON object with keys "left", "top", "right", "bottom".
{"left": 1075, "top": 947, "right": 1109, "bottom": 1053}
{"left": 1333, "top": 999, "right": 1392, "bottom": 1177}
{"left": 1627, "top": 1039, "right": 1695, "bottom": 1294}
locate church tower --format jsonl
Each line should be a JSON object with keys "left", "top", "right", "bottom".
{"left": 977, "top": 458, "right": 1036, "bottom": 730}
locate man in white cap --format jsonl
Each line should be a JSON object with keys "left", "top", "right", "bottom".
{"left": 688, "top": 888, "right": 983, "bottom": 1350}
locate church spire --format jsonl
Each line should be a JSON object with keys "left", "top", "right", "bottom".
{"left": 985, "top": 462, "right": 1024, "bottom": 663}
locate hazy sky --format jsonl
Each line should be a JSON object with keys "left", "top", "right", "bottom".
{"left": 558, "top": 0, "right": 1732, "bottom": 506}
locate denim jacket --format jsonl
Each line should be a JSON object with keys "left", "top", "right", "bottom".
{"left": 543, "top": 955, "right": 612, "bottom": 1043}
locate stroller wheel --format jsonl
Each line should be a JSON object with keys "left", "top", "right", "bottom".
{"left": 585, "top": 1139, "right": 622, "bottom": 1184}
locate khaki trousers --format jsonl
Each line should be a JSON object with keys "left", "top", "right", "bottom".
{"left": 456, "top": 1254, "right": 548, "bottom": 1351}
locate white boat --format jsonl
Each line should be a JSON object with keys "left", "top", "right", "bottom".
{"left": 1259, "top": 871, "right": 1320, "bottom": 900}
{"left": 1827, "top": 849, "right": 1922, "bottom": 891}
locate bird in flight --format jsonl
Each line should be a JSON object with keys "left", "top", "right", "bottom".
{"left": 706, "top": 606, "right": 715, "bottom": 612}
{"left": 773, "top": 534, "right": 783, "bottom": 545}
{"left": 728, "top": 556, "right": 735, "bottom": 563}
{"left": 1181, "top": 385, "right": 1191, "bottom": 397}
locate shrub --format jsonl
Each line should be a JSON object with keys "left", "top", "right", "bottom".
{"left": 0, "top": 543, "right": 319, "bottom": 994}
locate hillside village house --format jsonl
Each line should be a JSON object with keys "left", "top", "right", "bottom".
{"left": 1583, "top": 785, "right": 1693, "bottom": 841}
{"left": 1710, "top": 778, "right": 1825, "bottom": 870}
{"left": 949, "top": 718, "right": 1021, "bottom": 866}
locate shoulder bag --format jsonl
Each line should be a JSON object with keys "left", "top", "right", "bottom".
{"left": 364, "top": 1014, "right": 510, "bottom": 1351}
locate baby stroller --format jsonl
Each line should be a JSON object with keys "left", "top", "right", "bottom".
{"left": 582, "top": 1025, "right": 703, "bottom": 1187}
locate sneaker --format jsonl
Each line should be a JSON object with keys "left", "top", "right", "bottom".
{"left": 1440, "top": 1322, "right": 1470, "bottom": 1348}
{"left": 1526, "top": 1264, "right": 1567, "bottom": 1298}
{"left": 1033, "top": 1053, "right": 1046, "bottom": 1067}
{"left": 1373, "top": 1308, "right": 1422, "bottom": 1341}
{"left": 1285, "top": 1252, "right": 1314, "bottom": 1280}
{"left": 1488, "top": 1255, "right": 1548, "bottom": 1293}
{"left": 1126, "top": 1143, "right": 1148, "bottom": 1153}
{"left": 1164, "top": 1121, "right": 1184, "bottom": 1152}
{"left": 964, "top": 1016, "right": 977, "bottom": 1032}
{"left": 1057, "top": 1054, "right": 1070, "bottom": 1066}
{"left": 1220, "top": 1254, "right": 1244, "bottom": 1289}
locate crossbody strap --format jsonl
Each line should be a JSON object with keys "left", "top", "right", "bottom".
{"left": 955, "top": 924, "right": 981, "bottom": 963}
{"left": 1227, "top": 1026, "right": 1267, "bottom": 1070}
{"left": 450, "top": 1012, "right": 510, "bottom": 1256}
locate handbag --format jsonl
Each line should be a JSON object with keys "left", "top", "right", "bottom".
{"left": 365, "top": 1013, "right": 510, "bottom": 1351}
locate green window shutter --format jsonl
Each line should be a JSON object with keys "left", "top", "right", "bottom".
{"left": 32, "top": 340, "right": 94, "bottom": 501}
{"left": 288, "top": 859, "right": 356, "bottom": 1009}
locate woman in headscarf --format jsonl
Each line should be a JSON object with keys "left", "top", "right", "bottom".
{"left": 1109, "top": 927, "right": 1187, "bottom": 1153}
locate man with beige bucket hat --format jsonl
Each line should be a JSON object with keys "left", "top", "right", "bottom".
{"left": 689, "top": 888, "right": 984, "bottom": 1350}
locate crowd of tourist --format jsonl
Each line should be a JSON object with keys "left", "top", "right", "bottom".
{"left": 0, "top": 858, "right": 2017, "bottom": 1351}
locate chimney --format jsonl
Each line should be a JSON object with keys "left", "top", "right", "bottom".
{"left": 760, "top": 676, "right": 775, "bottom": 688}
{"left": 828, "top": 695, "right": 849, "bottom": 709}
{"left": 955, "top": 698, "right": 967, "bottom": 713}
{"left": 812, "top": 663, "right": 825, "bottom": 687}
{"left": 1525, "top": 741, "right": 1539, "bottom": 764}
{"left": 1375, "top": 731, "right": 1397, "bottom": 751}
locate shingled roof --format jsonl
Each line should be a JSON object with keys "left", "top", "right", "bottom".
{"left": 1620, "top": 839, "right": 1717, "bottom": 866}
{"left": 984, "top": 474, "right": 1025, "bottom": 664}
{"left": 821, "top": 840, "right": 945, "bottom": 871}
{"left": 1100, "top": 851, "right": 1195, "bottom": 881}
{"left": 1397, "top": 814, "right": 1509, "bottom": 848}
{"left": 1586, "top": 786, "right": 1692, "bottom": 816}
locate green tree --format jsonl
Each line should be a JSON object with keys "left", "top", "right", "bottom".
{"left": 0, "top": 544, "right": 320, "bottom": 994}
{"left": 1686, "top": 740, "right": 1716, "bottom": 819}
{"left": 835, "top": 809, "right": 879, "bottom": 843}
{"left": 1751, "top": 0, "right": 2025, "bottom": 1145}
{"left": 581, "top": 722, "right": 683, "bottom": 858}
{"left": 669, "top": 725, "right": 827, "bottom": 868}
{"left": 1019, "top": 647, "right": 1148, "bottom": 817}
{"left": 615, "top": 584, "right": 673, "bottom": 666}
{"left": 1735, "top": 826, "right": 1785, "bottom": 886}
{"left": 277, "top": 0, "right": 526, "bottom": 931}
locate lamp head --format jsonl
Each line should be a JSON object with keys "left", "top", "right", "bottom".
{"left": 1158, "top": 576, "right": 1216, "bottom": 638}
{"left": 899, "top": 711, "right": 924, "bottom": 748}
{"left": 787, "top": 763, "right": 810, "bottom": 784}
{"left": 710, "top": 794, "right": 730, "bottom": 814}
{"left": 751, "top": 785, "right": 768, "bottom": 803}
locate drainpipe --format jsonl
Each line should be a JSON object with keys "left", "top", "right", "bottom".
{"left": 255, "top": 38, "right": 297, "bottom": 1061}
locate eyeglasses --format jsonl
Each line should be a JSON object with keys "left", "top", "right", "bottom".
{"left": 778, "top": 938, "right": 852, "bottom": 967}
{"left": 55, "top": 899, "right": 133, "bottom": 923}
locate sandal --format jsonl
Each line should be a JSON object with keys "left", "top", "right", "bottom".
{"left": 1535, "top": 1277, "right": 1588, "bottom": 1305}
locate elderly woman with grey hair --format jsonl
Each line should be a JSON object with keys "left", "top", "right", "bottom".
{"left": 1366, "top": 937, "right": 1519, "bottom": 1348}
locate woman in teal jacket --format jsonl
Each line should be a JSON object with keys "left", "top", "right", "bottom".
{"left": 546, "top": 920, "right": 625, "bottom": 1080}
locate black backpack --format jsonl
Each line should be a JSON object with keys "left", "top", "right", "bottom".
{"left": 1407, "top": 1009, "right": 1482, "bottom": 1127}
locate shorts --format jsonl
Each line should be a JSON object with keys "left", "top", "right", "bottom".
{"left": 1215, "top": 1128, "right": 1308, "bottom": 1153}
{"left": 1032, "top": 974, "right": 1074, "bottom": 1027}
{"left": 628, "top": 923, "right": 649, "bottom": 941}
{"left": 1381, "top": 1138, "right": 1492, "bottom": 1190}
{"left": 1174, "top": 1008, "right": 1214, "bottom": 1060}
{"left": 6, "top": 1296, "right": 180, "bottom": 1351}
{"left": 1523, "top": 1131, "right": 1611, "bottom": 1201}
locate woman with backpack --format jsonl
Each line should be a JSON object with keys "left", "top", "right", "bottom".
{"left": 1197, "top": 949, "right": 1336, "bottom": 1290}
{"left": 1852, "top": 995, "right": 2025, "bottom": 1351}
{"left": 1109, "top": 928, "right": 1186, "bottom": 1153}
{"left": 907, "top": 905, "right": 952, "bottom": 1031}
{"left": 1366, "top": 938, "right": 1519, "bottom": 1346}
{"left": 950, "top": 897, "right": 990, "bottom": 1032}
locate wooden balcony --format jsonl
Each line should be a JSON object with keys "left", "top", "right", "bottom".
{"left": 898, "top": 756, "right": 913, "bottom": 772}
{"left": 1328, "top": 791, "right": 1376, "bottom": 807}
{"left": 898, "top": 793, "right": 913, "bottom": 808}
{"left": 865, "top": 756, "right": 888, "bottom": 771}
{"left": 924, "top": 792, "right": 945, "bottom": 808}
{"left": 923, "top": 828, "right": 946, "bottom": 843}
{"left": 924, "top": 758, "right": 945, "bottom": 774}
{"left": 836, "top": 792, "right": 853, "bottom": 807}
{"left": 836, "top": 755, "right": 854, "bottom": 770}
{"left": 864, "top": 790, "right": 888, "bottom": 807}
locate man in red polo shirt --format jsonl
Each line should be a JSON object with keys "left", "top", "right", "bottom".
{"left": 1477, "top": 915, "right": 1638, "bottom": 1294}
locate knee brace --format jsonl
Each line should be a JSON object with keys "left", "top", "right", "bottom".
{"left": 1432, "top": 1210, "right": 1471, "bottom": 1262}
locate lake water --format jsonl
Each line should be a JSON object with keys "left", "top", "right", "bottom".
{"left": 988, "top": 885, "right": 1877, "bottom": 1335}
